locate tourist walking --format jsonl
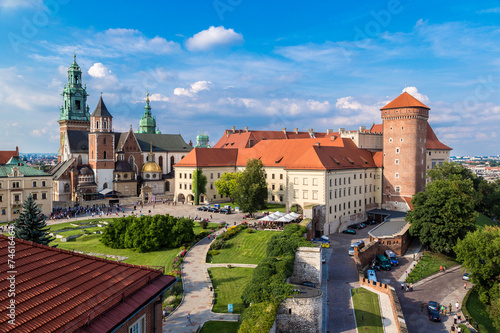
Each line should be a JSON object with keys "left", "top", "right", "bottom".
{"left": 187, "top": 313, "right": 192, "bottom": 326}
{"left": 455, "top": 301, "right": 460, "bottom": 311}
{"left": 454, "top": 314, "right": 458, "bottom": 324}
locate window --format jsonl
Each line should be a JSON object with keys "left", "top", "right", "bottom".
{"left": 179, "top": 184, "right": 182, "bottom": 189}
{"left": 313, "top": 178, "right": 318, "bottom": 186}
{"left": 184, "top": 184, "right": 187, "bottom": 189}
{"left": 303, "top": 191, "right": 308, "bottom": 199}
{"left": 279, "top": 195, "right": 284, "bottom": 202}
{"left": 42, "top": 193, "right": 47, "bottom": 200}
{"left": 272, "top": 195, "right": 275, "bottom": 201}
{"left": 189, "top": 174, "right": 192, "bottom": 179}
{"left": 103, "top": 151, "right": 107, "bottom": 159}
{"left": 429, "top": 151, "right": 432, "bottom": 156}
{"left": 32, "top": 181, "right": 37, "bottom": 187}
{"left": 0, "top": 195, "right": 2, "bottom": 202}
{"left": 1, "top": 209, "right": 5, "bottom": 215}
{"left": 395, "top": 186, "right": 400, "bottom": 193}
{"left": 179, "top": 173, "right": 182, "bottom": 179}
{"left": 335, "top": 179, "right": 337, "bottom": 186}
{"left": 103, "top": 121, "right": 107, "bottom": 129}
{"left": 184, "top": 173, "right": 187, "bottom": 179}
{"left": 396, "top": 148, "right": 400, "bottom": 153}
{"left": 272, "top": 174, "right": 275, "bottom": 179}
{"left": 96, "top": 121, "right": 99, "bottom": 129}
{"left": 348, "top": 187, "right": 351, "bottom": 196}
{"left": 395, "top": 172, "right": 399, "bottom": 178}
{"left": 294, "top": 190, "right": 299, "bottom": 199}
{"left": 329, "top": 179, "right": 332, "bottom": 187}
{"left": 280, "top": 174, "right": 283, "bottom": 180}
{"left": 0, "top": 182, "right": 2, "bottom": 189}
{"left": 211, "top": 173, "right": 213, "bottom": 179}
{"left": 354, "top": 187, "right": 357, "bottom": 195}
{"left": 189, "top": 184, "right": 192, "bottom": 190}
{"left": 32, "top": 193, "right": 38, "bottom": 200}
{"left": 42, "top": 181, "right": 46, "bottom": 187}
{"left": 129, "top": 315, "right": 145, "bottom": 333}
{"left": 12, "top": 181, "right": 20, "bottom": 188}
{"left": 389, "top": 138, "right": 393, "bottom": 143}
{"left": 210, "top": 184, "right": 213, "bottom": 190}
{"left": 330, "top": 206, "right": 332, "bottom": 214}
{"left": 313, "top": 191, "right": 318, "bottom": 200}
{"left": 329, "top": 191, "right": 332, "bottom": 199}
{"left": 14, "top": 194, "right": 20, "bottom": 202}
{"left": 395, "top": 159, "right": 399, "bottom": 165}
{"left": 294, "top": 178, "right": 298, "bottom": 185}
{"left": 303, "top": 178, "right": 308, "bottom": 185}
{"left": 348, "top": 177, "right": 351, "bottom": 184}
{"left": 218, "top": 173, "right": 220, "bottom": 178}
{"left": 272, "top": 184, "right": 275, "bottom": 190}
{"left": 103, "top": 137, "right": 107, "bottom": 145}
{"left": 279, "top": 184, "right": 283, "bottom": 191}
{"left": 400, "top": 138, "right": 404, "bottom": 142}
{"left": 75, "top": 100, "right": 81, "bottom": 110}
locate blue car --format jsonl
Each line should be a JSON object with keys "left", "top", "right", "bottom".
{"left": 427, "top": 301, "right": 441, "bottom": 322}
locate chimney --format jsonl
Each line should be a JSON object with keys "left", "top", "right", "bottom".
{"left": 308, "top": 128, "right": 313, "bottom": 133}
{"left": 326, "top": 129, "right": 333, "bottom": 135}
{"left": 231, "top": 126, "right": 236, "bottom": 134}
{"left": 359, "top": 126, "right": 366, "bottom": 131}
{"left": 282, "top": 127, "right": 286, "bottom": 135}
{"left": 244, "top": 127, "right": 248, "bottom": 132}
{"left": 339, "top": 128, "right": 345, "bottom": 133}
{"left": 315, "top": 142, "right": 321, "bottom": 147}
{"left": 226, "top": 130, "right": 230, "bottom": 138}
{"left": 294, "top": 128, "right": 298, "bottom": 134}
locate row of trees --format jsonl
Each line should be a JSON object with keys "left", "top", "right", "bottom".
{"left": 100, "top": 214, "right": 195, "bottom": 252}
{"left": 193, "top": 158, "right": 268, "bottom": 215}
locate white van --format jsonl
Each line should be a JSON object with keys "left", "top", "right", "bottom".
{"left": 384, "top": 250, "right": 398, "bottom": 266}
{"left": 367, "top": 269, "right": 377, "bottom": 283}
{"left": 349, "top": 240, "right": 365, "bottom": 256}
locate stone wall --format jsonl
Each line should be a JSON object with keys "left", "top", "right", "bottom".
{"left": 358, "top": 278, "right": 408, "bottom": 333}
{"left": 289, "top": 246, "right": 322, "bottom": 286}
{"left": 276, "top": 294, "right": 322, "bottom": 333}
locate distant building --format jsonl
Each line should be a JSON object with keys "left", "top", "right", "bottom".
{"left": 174, "top": 92, "right": 452, "bottom": 235}
{"left": 51, "top": 56, "right": 192, "bottom": 203}
{"left": 0, "top": 234, "right": 176, "bottom": 332}
{"left": 194, "top": 131, "right": 210, "bottom": 148}
{"left": 0, "top": 149, "right": 53, "bottom": 222}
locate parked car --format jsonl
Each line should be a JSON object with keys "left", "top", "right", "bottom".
{"left": 348, "top": 223, "right": 361, "bottom": 229}
{"left": 197, "top": 206, "right": 210, "bottom": 211}
{"left": 367, "top": 269, "right": 377, "bottom": 283}
{"left": 219, "top": 208, "right": 231, "bottom": 214}
{"left": 349, "top": 240, "right": 365, "bottom": 256}
{"left": 462, "top": 273, "right": 470, "bottom": 281}
{"left": 357, "top": 223, "right": 366, "bottom": 229}
{"left": 384, "top": 250, "right": 398, "bottom": 266}
{"left": 375, "top": 255, "right": 391, "bottom": 270}
{"left": 427, "top": 301, "right": 441, "bottom": 322}
{"left": 342, "top": 229, "right": 356, "bottom": 235}
{"left": 208, "top": 207, "right": 220, "bottom": 213}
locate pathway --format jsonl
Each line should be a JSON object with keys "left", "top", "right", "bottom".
{"left": 162, "top": 228, "right": 241, "bottom": 333}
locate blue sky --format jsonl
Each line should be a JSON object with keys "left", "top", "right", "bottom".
{"left": 1, "top": 0, "right": 499, "bottom": 156}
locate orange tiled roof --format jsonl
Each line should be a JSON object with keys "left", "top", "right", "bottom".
{"left": 0, "top": 234, "right": 176, "bottom": 332}
{"left": 213, "top": 129, "right": 337, "bottom": 149}
{"left": 0, "top": 147, "right": 19, "bottom": 164}
{"left": 404, "top": 197, "right": 413, "bottom": 210}
{"left": 381, "top": 92, "right": 430, "bottom": 110}
{"left": 369, "top": 124, "right": 383, "bottom": 133}
{"left": 372, "top": 151, "right": 383, "bottom": 168}
{"left": 175, "top": 148, "right": 239, "bottom": 167}
{"left": 426, "top": 123, "right": 452, "bottom": 150}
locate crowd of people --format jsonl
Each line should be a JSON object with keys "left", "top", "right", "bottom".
{"left": 49, "top": 204, "right": 125, "bottom": 220}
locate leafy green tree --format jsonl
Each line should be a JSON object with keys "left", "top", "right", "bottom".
{"left": 214, "top": 172, "right": 240, "bottom": 203}
{"left": 407, "top": 178, "right": 477, "bottom": 254}
{"left": 192, "top": 168, "right": 207, "bottom": 205}
{"left": 234, "top": 159, "right": 267, "bottom": 215}
{"left": 238, "top": 302, "right": 278, "bottom": 333}
{"left": 14, "top": 194, "right": 54, "bottom": 245}
{"left": 455, "top": 226, "right": 500, "bottom": 303}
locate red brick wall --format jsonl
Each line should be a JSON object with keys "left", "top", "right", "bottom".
{"left": 113, "top": 295, "right": 162, "bottom": 333}
{"left": 382, "top": 107, "right": 428, "bottom": 205}
{"left": 89, "top": 133, "right": 115, "bottom": 170}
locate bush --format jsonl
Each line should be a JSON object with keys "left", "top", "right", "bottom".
{"left": 199, "top": 220, "right": 209, "bottom": 229}
{"left": 238, "top": 302, "right": 278, "bottom": 333}
{"left": 211, "top": 238, "right": 227, "bottom": 250}
{"left": 246, "top": 228, "right": 255, "bottom": 234}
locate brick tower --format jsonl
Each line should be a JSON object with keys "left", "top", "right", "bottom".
{"left": 381, "top": 92, "right": 429, "bottom": 211}
{"left": 58, "top": 55, "right": 90, "bottom": 162}
{"left": 89, "top": 96, "right": 114, "bottom": 191}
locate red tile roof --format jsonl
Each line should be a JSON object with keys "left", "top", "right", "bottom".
{"left": 381, "top": 92, "right": 430, "bottom": 110}
{"left": 175, "top": 148, "right": 239, "bottom": 167}
{"left": 369, "top": 124, "right": 383, "bottom": 134}
{"left": 372, "top": 151, "right": 383, "bottom": 168}
{"left": 426, "top": 123, "right": 452, "bottom": 150}
{"left": 213, "top": 129, "right": 337, "bottom": 149}
{"left": 0, "top": 147, "right": 19, "bottom": 164}
{"left": 0, "top": 235, "right": 176, "bottom": 332}
{"left": 404, "top": 197, "right": 413, "bottom": 210}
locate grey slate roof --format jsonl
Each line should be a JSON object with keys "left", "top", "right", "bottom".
{"left": 52, "top": 158, "right": 75, "bottom": 180}
{"left": 67, "top": 131, "right": 89, "bottom": 153}
{"left": 91, "top": 96, "right": 113, "bottom": 118}
{"left": 134, "top": 133, "right": 193, "bottom": 153}
{"left": 368, "top": 209, "right": 409, "bottom": 238}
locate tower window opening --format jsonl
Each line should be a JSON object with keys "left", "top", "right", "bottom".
{"left": 96, "top": 121, "right": 99, "bottom": 129}
{"left": 75, "top": 100, "right": 81, "bottom": 110}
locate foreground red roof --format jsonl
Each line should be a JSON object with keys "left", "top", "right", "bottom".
{"left": 0, "top": 147, "right": 19, "bottom": 164}
{"left": 381, "top": 92, "right": 430, "bottom": 110}
{"left": 0, "top": 235, "right": 176, "bottom": 332}
{"left": 426, "top": 123, "right": 452, "bottom": 150}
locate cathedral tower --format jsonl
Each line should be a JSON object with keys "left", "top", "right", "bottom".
{"left": 136, "top": 91, "right": 160, "bottom": 134}
{"left": 88, "top": 96, "right": 114, "bottom": 191}
{"left": 381, "top": 92, "right": 429, "bottom": 210}
{"left": 58, "top": 55, "right": 90, "bottom": 162}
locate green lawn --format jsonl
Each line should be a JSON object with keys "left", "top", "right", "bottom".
{"left": 208, "top": 267, "right": 254, "bottom": 314}
{"left": 406, "top": 252, "right": 458, "bottom": 283}
{"left": 351, "top": 288, "right": 383, "bottom": 333}
{"left": 476, "top": 213, "right": 497, "bottom": 229}
{"left": 463, "top": 289, "right": 496, "bottom": 333}
{"left": 200, "top": 321, "right": 239, "bottom": 333}
{"left": 194, "top": 222, "right": 218, "bottom": 234}
{"left": 209, "top": 230, "right": 275, "bottom": 264}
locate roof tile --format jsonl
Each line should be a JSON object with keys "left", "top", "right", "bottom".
{"left": 381, "top": 92, "right": 430, "bottom": 110}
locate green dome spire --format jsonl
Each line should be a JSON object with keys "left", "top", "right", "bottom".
{"left": 136, "top": 90, "right": 157, "bottom": 134}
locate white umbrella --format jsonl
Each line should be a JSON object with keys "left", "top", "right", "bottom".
{"left": 275, "top": 214, "right": 295, "bottom": 222}
{"left": 268, "top": 211, "right": 286, "bottom": 219}
{"left": 288, "top": 212, "right": 301, "bottom": 219}
{"left": 259, "top": 215, "right": 277, "bottom": 222}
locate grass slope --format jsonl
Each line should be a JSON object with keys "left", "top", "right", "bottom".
{"left": 208, "top": 267, "right": 254, "bottom": 314}
{"left": 209, "top": 230, "right": 275, "bottom": 265}
{"left": 475, "top": 213, "right": 496, "bottom": 229}
{"left": 200, "top": 321, "right": 239, "bottom": 333}
{"left": 406, "top": 252, "right": 458, "bottom": 283}
{"left": 351, "top": 288, "right": 383, "bottom": 333}
{"left": 464, "top": 289, "right": 496, "bottom": 333}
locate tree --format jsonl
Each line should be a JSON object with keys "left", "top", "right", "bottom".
{"left": 234, "top": 159, "right": 268, "bottom": 215}
{"left": 454, "top": 226, "right": 500, "bottom": 303}
{"left": 14, "top": 194, "right": 54, "bottom": 245}
{"left": 407, "top": 178, "right": 477, "bottom": 254}
{"left": 214, "top": 172, "right": 240, "bottom": 203}
{"left": 192, "top": 168, "right": 207, "bottom": 205}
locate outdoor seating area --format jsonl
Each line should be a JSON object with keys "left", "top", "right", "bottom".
{"left": 250, "top": 211, "right": 303, "bottom": 229}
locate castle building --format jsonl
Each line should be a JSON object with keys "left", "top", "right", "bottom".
{"left": 0, "top": 149, "right": 53, "bottom": 222}
{"left": 174, "top": 91, "right": 451, "bottom": 235}
{"left": 51, "top": 57, "right": 192, "bottom": 203}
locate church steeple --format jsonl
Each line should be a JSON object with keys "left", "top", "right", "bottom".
{"left": 59, "top": 54, "right": 90, "bottom": 122}
{"left": 136, "top": 90, "right": 157, "bottom": 134}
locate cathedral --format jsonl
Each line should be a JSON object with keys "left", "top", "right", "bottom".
{"left": 51, "top": 56, "right": 193, "bottom": 202}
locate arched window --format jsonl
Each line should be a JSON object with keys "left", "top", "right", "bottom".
{"left": 104, "top": 151, "right": 107, "bottom": 159}
{"left": 64, "top": 183, "right": 70, "bottom": 192}
{"left": 170, "top": 156, "right": 175, "bottom": 172}
{"left": 103, "top": 183, "right": 108, "bottom": 189}
{"left": 96, "top": 121, "right": 99, "bottom": 129}
{"left": 91, "top": 150, "right": 94, "bottom": 159}
{"left": 159, "top": 156, "right": 163, "bottom": 172}
{"left": 129, "top": 155, "right": 135, "bottom": 170}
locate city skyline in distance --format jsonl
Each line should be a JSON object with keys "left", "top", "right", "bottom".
{"left": 0, "top": 0, "right": 499, "bottom": 156}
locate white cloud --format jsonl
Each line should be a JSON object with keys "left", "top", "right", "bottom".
{"left": 186, "top": 26, "right": 243, "bottom": 51}
{"left": 336, "top": 96, "right": 363, "bottom": 110}
{"left": 88, "top": 63, "right": 111, "bottom": 78}
{"left": 402, "top": 86, "right": 430, "bottom": 103}
{"left": 32, "top": 128, "right": 47, "bottom": 137}
{"left": 148, "top": 93, "right": 169, "bottom": 102}
{"left": 174, "top": 81, "right": 213, "bottom": 97}
{"left": 477, "top": 7, "right": 500, "bottom": 14}
{"left": 0, "top": 0, "right": 42, "bottom": 9}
